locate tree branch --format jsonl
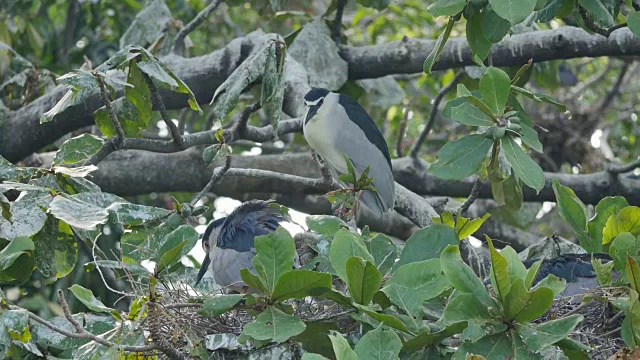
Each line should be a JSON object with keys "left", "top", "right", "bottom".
{"left": 173, "top": 0, "right": 223, "bottom": 55}
{"left": 578, "top": 6, "right": 627, "bottom": 38}
{"left": 6, "top": 304, "right": 156, "bottom": 353}
{"left": 6, "top": 27, "right": 640, "bottom": 162}
{"left": 409, "top": 70, "right": 464, "bottom": 158}
{"left": 332, "top": 0, "right": 348, "bottom": 43}
{"left": 142, "top": 72, "right": 184, "bottom": 147}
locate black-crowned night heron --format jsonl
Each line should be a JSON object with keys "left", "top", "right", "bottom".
{"left": 302, "top": 88, "right": 395, "bottom": 218}
{"left": 523, "top": 253, "right": 615, "bottom": 297}
{"left": 195, "top": 200, "right": 286, "bottom": 293}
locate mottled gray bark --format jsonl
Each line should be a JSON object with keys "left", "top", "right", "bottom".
{"left": 4, "top": 27, "right": 640, "bottom": 162}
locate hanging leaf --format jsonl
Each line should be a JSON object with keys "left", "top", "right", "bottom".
{"left": 424, "top": 17, "right": 456, "bottom": 74}
{"left": 429, "top": 134, "right": 493, "bottom": 180}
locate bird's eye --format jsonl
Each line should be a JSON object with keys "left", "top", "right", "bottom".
{"left": 319, "top": 99, "right": 324, "bottom": 106}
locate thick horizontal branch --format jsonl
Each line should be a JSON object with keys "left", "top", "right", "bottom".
{"left": 341, "top": 27, "right": 640, "bottom": 79}
{"left": 4, "top": 27, "right": 640, "bottom": 162}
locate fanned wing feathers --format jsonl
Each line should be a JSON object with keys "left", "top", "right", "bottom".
{"left": 216, "top": 199, "right": 285, "bottom": 251}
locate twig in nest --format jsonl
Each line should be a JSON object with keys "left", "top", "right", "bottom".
{"left": 173, "top": 0, "right": 223, "bottom": 55}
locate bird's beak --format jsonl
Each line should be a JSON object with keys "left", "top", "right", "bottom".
{"left": 195, "top": 253, "right": 210, "bottom": 286}
{"left": 304, "top": 105, "right": 319, "bottom": 125}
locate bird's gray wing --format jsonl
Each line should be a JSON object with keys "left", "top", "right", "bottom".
{"left": 217, "top": 200, "right": 285, "bottom": 252}
{"left": 331, "top": 96, "right": 395, "bottom": 214}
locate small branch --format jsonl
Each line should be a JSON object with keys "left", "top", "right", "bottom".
{"left": 230, "top": 101, "right": 262, "bottom": 141}
{"left": 85, "top": 137, "right": 119, "bottom": 166}
{"left": 332, "top": 0, "right": 348, "bottom": 43}
{"left": 578, "top": 6, "right": 627, "bottom": 37}
{"left": 226, "top": 167, "right": 332, "bottom": 189}
{"left": 311, "top": 149, "right": 336, "bottom": 187}
{"left": 95, "top": 73, "right": 125, "bottom": 142}
{"left": 7, "top": 304, "right": 156, "bottom": 353}
{"left": 191, "top": 151, "right": 232, "bottom": 205}
{"left": 596, "top": 61, "right": 630, "bottom": 114}
{"left": 142, "top": 73, "right": 184, "bottom": 148}
{"left": 456, "top": 177, "right": 482, "bottom": 216}
{"left": 173, "top": 0, "right": 223, "bottom": 54}
{"left": 606, "top": 157, "right": 640, "bottom": 174}
{"left": 396, "top": 105, "right": 410, "bottom": 157}
{"left": 409, "top": 70, "right": 464, "bottom": 158}
{"left": 177, "top": 108, "right": 189, "bottom": 135}
{"left": 57, "top": 290, "right": 84, "bottom": 333}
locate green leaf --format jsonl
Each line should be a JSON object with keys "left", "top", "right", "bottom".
{"left": 500, "top": 246, "right": 528, "bottom": 282}
{"left": 242, "top": 306, "right": 306, "bottom": 343}
{"left": 403, "top": 321, "right": 467, "bottom": 352}
{"left": 382, "top": 259, "right": 451, "bottom": 316}
{"left": 48, "top": 195, "right": 109, "bottom": 230}
{"left": 578, "top": 0, "right": 615, "bottom": 27}
{"left": 525, "top": 259, "right": 543, "bottom": 289}
{"left": 629, "top": 12, "right": 640, "bottom": 38}
{"left": 443, "top": 97, "right": 495, "bottom": 127}
{"left": 520, "top": 123, "right": 543, "bottom": 153}
{"left": 356, "top": 0, "right": 390, "bottom": 10}
{"left": 395, "top": 224, "right": 458, "bottom": 269}
{"left": 551, "top": 180, "right": 594, "bottom": 251}
{"left": 346, "top": 257, "right": 382, "bottom": 305}
{"left": 0, "top": 191, "right": 50, "bottom": 241}
{"left": 137, "top": 55, "right": 201, "bottom": 112}
{"left": 306, "top": 215, "right": 347, "bottom": 236}
{"left": 69, "top": 284, "right": 116, "bottom": 314}
{"left": 32, "top": 216, "right": 77, "bottom": 279}
{"left": 440, "top": 245, "right": 494, "bottom": 307}
{"left": 53, "top": 134, "right": 105, "bottom": 165}
{"left": 510, "top": 85, "right": 566, "bottom": 111}
{"left": 480, "top": 67, "right": 511, "bottom": 116}
{"left": 198, "top": 294, "right": 244, "bottom": 317}
{"left": 240, "top": 268, "right": 268, "bottom": 293}
{"left": 592, "top": 257, "right": 614, "bottom": 286}
{"left": 354, "top": 324, "right": 402, "bottom": 360}
{"left": 0, "top": 237, "right": 34, "bottom": 280}
{"left": 487, "top": 236, "right": 511, "bottom": 303}
{"left": 504, "top": 278, "right": 554, "bottom": 322}
{"left": 502, "top": 135, "right": 545, "bottom": 192}
{"left": 302, "top": 354, "right": 330, "bottom": 360}
{"left": 588, "top": 196, "right": 629, "bottom": 248}
{"left": 272, "top": 270, "right": 332, "bottom": 301}
{"left": 423, "top": 17, "right": 455, "bottom": 74}
{"left": 555, "top": 338, "right": 591, "bottom": 359}
{"left": 203, "top": 145, "right": 221, "bottom": 165}
{"left": 516, "top": 315, "right": 583, "bottom": 349}
{"left": 622, "top": 289, "right": 640, "bottom": 346}
{"left": 329, "top": 229, "right": 373, "bottom": 282}
{"left": 453, "top": 334, "right": 515, "bottom": 359}
{"left": 627, "top": 255, "right": 640, "bottom": 293}
{"left": 481, "top": 6, "right": 512, "bottom": 43}
{"left": 156, "top": 225, "right": 199, "bottom": 273}
{"left": 608, "top": 233, "right": 639, "bottom": 271}
{"left": 427, "top": 0, "right": 466, "bottom": 17}
{"left": 253, "top": 227, "right": 296, "bottom": 293}
{"left": 429, "top": 134, "right": 493, "bottom": 180}
{"left": 352, "top": 304, "right": 409, "bottom": 332}
{"left": 466, "top": 8, "right": 493, "bottom": 61}
{"left": 328, "top": 331, "right": 358, "bottom": 360}
{"left": 107, "top": 203, "right": 171, "bottom": 226}
{"left": 489, "top": 0, "right": 537, "bottom": 24}
{"left": 95, "top": 61, "right": 152, "bottom": 138}
{"left": 442, "top": 293, "right": 491, "bottom": 324}
{"left": 602, "top": 206, "right": 640, "bottom": 245}
{"left": 368, "top": 234, "right": 397, "bottom": 275}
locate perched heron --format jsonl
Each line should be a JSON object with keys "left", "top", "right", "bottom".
{"left": 302, "top": 88, "right": 396, "bottom": 218}
{"left": 195, "top": 200, "right": 286, "bottom": 293}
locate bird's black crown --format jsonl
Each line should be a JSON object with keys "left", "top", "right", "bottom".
{"left": 304, "top": 88, "right": 330, "bottom": 103}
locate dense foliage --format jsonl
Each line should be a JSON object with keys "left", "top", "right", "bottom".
{"left": 2, "top": 0, "right": 640, "bottom": 359}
